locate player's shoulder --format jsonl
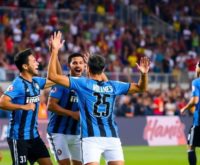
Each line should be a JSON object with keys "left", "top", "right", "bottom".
{"left": 5, "top": 77, "right": 24, "bottom": 92}
{"left": 12, "top": 76, "right": 24, "bottom": 86}
{"left": 192, "top": 78, "right": 200, "bottom": 85}
{"left": 70, "top": 76, "right": 87, "bottom": 83}
{"left": 33, "top": 76, "right": 45, "bottom": 82}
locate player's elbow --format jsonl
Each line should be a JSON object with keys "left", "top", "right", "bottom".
{"left": 47, "top": 72, "right": 57, "bottom": 82}
{"left": 140, "top": 86, "right": 148, "bottom": 92}
{"left": 0, "top": 99, "right": 5, "bottom": 109}
{"left": 47, "top": 102, "right": 54, "bottom": 112}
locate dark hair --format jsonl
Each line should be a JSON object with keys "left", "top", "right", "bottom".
{"left": 14, "top": 49, "right": 33, "bottom": 72}
{"left": 68, "top": 53, "right": 84, "bottom": 64}
{"left": 88, "top": 55, "right": 105, "bottom": 74}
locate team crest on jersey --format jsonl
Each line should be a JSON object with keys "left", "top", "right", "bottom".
{"left": 7, "top": 85, "right": 14, "bottom": 91}
{"left": 51, "top": 87, "right": 57, "bottom": 93}
{"left": 34, "top": 82, "right": 40, "bottom": 90}
{"left": 57, "top": 149, "right": 62, "bottom": 156}
{"left": 26, "top": 88, "right": 30, "bottom": 93}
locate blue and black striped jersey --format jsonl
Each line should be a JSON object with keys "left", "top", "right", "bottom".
{"left": 4, "top": 76, "right": 46, "bottom": 140}
{"left": 47, "top": 85, "right": 80, "bottom": 135}
{"left": 191, "top": 78, "right": 200, "bottom": 126}
{"left": 69, "top": 77, "right": 130, "bottom": 138}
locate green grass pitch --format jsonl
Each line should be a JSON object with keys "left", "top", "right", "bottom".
{"left": 1, "top": 145, "right": 199, "bottom": 165}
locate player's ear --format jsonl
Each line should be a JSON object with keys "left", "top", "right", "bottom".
{"left": 22, "top": 64, "right": 28, "bottom": 70}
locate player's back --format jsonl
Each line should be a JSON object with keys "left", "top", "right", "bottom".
{"left": 69, "top": 77, "right": 130, "bottom": 138}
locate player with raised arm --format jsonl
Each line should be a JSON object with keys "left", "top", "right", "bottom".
{"left": 0, "top": 48, "right": 62, "bottom": 165}
{"left": 48, "top": 31, "right": 150, "bottom": 165}
{"left": 47, "top": 52, "right": 85, "bottom": 165}
{"left": 180, "top": 61, "right": 200, "bottom": 165}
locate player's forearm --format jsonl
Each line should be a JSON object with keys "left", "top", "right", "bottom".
{"left": 48, "top": 48, "right": 59, "bottom": 81}
{"left": 48, "top": 103, "right": 79, "bottom": 120}
{"left": 184, "top": 101, "right": 195, "bottom": 111}
{"left": 0, "top": 101, "right": 26, "bottom": 111}
{"left": 137, "top": 73, "right": 148, "bottom": 92}
{"left": 56, "top": 57, "right": 63, "bottom": 75}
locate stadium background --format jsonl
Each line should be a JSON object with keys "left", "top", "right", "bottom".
{"left": 0, "top": 0, "right": 199, "bottom": 164}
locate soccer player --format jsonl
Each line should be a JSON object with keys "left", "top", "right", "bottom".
{"left": 0, "top": 48, "right": 62, "bottom": 165}
{"left": 47, "top": 52, "right": 85, "bottom": 165}
{"left": 48, "top": 31, "right": 149, "bottom": 165}
{"left": 180, "top": 61, "right": 200, "bottom": 165}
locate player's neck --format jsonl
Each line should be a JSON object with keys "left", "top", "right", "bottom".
{"left": 89, "top": 73, "right": 103, "bottom": 81}
{"left": 20, "top": 72, "right": 33, "bottom": 82}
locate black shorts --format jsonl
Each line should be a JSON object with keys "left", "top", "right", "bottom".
{"left": 7, "top": 137, "right": 50, "bottom": 165}
{"left": 187, "top": 125, "right": 200, "bottom": 147}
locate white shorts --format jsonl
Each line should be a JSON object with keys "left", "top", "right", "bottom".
{"left": 47, "top": 133, "right": 81, "bottom": 161}
{"left": 81, "top": 137, "right": 124, "bottom": 164}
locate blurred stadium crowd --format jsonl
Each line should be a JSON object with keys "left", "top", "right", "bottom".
{"left": 0, "top": 0, "right": 199, "bottom": 118}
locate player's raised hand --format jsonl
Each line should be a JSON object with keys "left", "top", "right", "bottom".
{"left": 83, "top": 51, "right": 91, "bottom": 63}
{"left": 51, "top": 31, "right": 65, "bottom": 51}
{"left": 136, "top": 56, "right": 150, "bottom": 74}
{"left": 23, "top": 103, "right": 35, "bottom": 111}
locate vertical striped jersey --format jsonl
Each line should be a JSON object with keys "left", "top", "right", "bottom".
{"left": 191, "top": 78, "right": 200, "bottom": 126}
{"left": 4, "top": 76, "right": 46, "bottom": 140}
{"left": 69, "top": 77, "right": 130, "bottom": 138}
{"left": 47, "top": 85, "right": 80, "bottom": 135}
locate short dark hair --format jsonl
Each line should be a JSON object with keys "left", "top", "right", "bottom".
{"left": 68, "top": 53, "right": 84, "bottom": 64}
{"left": 14, "top": 49, "right": 33, "bottom": 72}
{"left": 88, "top": 55, "right": 105, "bottom": 74}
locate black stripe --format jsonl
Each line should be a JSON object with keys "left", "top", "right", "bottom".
{"left": 53, "top": 116, "right": 63, "bottom": 133}
{"left": 63, "top": 117, "right": 70, "bottom": 134}
{"left": 9, "top": 111, "right": 16, "bottom": 138}
{"left": 65, "top": 91, "right": 73, "bottom": 109}
{"left": 108, "top": 103, "right": 117, "bottom": 137}
{"left": 62, "top": 91, "right": 74, "bottom": 134}
{"left": 108, "top": 117, "right": 117, "bottom": 137}
{"left": 70, "top": 120, "right": 78, "bottom": 135}
{"left": 18, "top": 80, "right": 29, "bottom": 139}
{"left": 84, "top": 105, "right": 94, "bottom": 137}
{"left": 30, "top": 79, "right": 39, "bottom": 138}
{"left": 96, "top": 118, "right": 106, "bottom": 136}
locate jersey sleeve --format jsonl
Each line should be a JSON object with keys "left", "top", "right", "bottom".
{"left": 111, "top": 81, "right": 130, "bottom": 95}
{"left": 33, "top": 77, "right": 46, "bottom": 89}
{"left": 191, "top": 80, "right": 200, "bottom": 97}
{"left": 69, "top": 77, "right": 84, "bottom": 91}
{"left": 4, "top": 82, "right": 23, "bottom": 99}
{"left": 49, "top": 85, "right": 64, "bottom": 99}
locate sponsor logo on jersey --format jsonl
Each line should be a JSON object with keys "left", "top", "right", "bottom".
{"left": 93, "top": 84, "right": 113, "bottom": 93}
{"left": 26, "top": 95, "right": 40, "bottom": 103}
{"left": 70, "top": 96, "right": 78, "bottom": 102}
